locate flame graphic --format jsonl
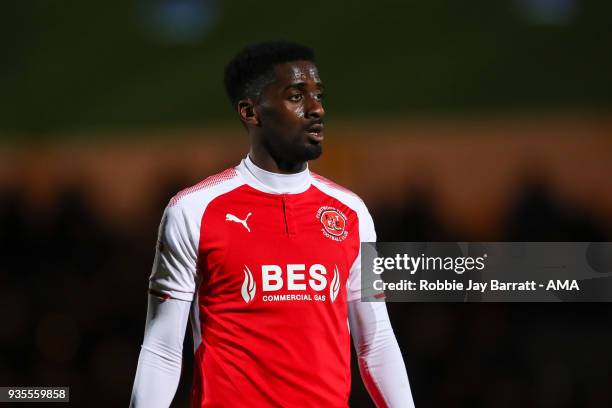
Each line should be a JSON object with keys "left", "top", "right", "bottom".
{"left": 241, "top": 265, "right": 256, "bottom": 303}
{"left": 330, "top": 265, "right": 340, "bottom": 302}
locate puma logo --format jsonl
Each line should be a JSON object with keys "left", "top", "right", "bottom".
{"left": 225, "top": 212, "right": 252, "bottom": 232}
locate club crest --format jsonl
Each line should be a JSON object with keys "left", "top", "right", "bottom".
{"left": 316, "top": 206, "right": 348, "bottom": 241}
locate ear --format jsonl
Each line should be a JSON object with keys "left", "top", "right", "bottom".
{"left": 238, "top": 98, "right": 260, "bottom": 127}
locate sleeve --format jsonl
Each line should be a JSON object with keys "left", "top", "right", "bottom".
{"left": 131, "top": 203, "right": 200, "bottom": 407}
{"left": 348, "top": 301, "right": 415, "bottom": 408}
{"left": 130, "top": 295, "right": 191, "bottom": 408}
{"left": 149, "top": 203, "right": 200, "bottom": 301}
{"left": 347, "top": 203, "right": 382, "bottom": 301}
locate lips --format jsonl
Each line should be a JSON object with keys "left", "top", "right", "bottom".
{"left": 305, "top": 123, "right": 324, "bottom": 142}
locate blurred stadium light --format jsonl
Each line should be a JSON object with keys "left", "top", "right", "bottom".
{"left": 136, "top": 0, "right": 220, "bottom": 45}
{"left": 515, "top": 0, "right": 577, "bottom": 25}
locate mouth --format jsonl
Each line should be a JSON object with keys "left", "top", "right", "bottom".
{"left": 305, "top": 124, "right": 324, "bottom": 143}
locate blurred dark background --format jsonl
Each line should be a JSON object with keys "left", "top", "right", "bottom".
{"left": 1, "top": 0, "right": 611, "bottom": 407}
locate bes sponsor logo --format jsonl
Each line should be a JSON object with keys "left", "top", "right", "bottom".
{"left": 241, "top": 266, "right": 256, "bottom": 303}
{"left": 316, "top": 206, "right": 348, "bottom": 242}
{"left": 240, "top": 264, "right": 341, "bottom": 303}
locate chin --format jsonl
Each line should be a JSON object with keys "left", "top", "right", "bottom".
{"left": 300, "top": 144, "right": 322, "bottom": 161}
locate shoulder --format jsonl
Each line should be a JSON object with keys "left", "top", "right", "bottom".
{"left": 157, "top": 167, "right": 244, "bottom": 247}
{"left": 310, "top": 172, "right": 368, "bottom": 214}
{"left": 160, "top": 167, "right": 244, "bottom": 236}
{"left": 166, "top": 167, "right": 244, "bottom": 217}
{"left": 310, "top": 172, "right": 376, "bottom": 241}
{"left": 168, "top": 167, "right": 242, "bottom": 208}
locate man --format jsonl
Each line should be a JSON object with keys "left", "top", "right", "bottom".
{"left": 130, "top": 41, "right": 415, "bottom": 407}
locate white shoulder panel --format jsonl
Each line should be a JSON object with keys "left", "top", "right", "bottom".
{"left": 311, "top": 174, "right": 378, "bottom": 301}
{"left": 149, "top": 168, "right": 244, "bottom": 301}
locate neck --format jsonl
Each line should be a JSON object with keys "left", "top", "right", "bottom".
{"left": 249, "top": 145, "right": 306, "bottom": 174}
{"left": 241, "top": 155, "right": 310, "bottom": 194}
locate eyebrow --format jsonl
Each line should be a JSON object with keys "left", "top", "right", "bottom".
{"left": 283, "top": 82, "right": 324, "bottom": 91}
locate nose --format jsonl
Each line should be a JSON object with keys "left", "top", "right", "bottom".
{"left": 305, "top": 94, "right": 325, "bottom": 119}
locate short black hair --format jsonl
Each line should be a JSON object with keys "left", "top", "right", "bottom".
{"left": 224, "top": 41, "right": 315, "bottom": 106}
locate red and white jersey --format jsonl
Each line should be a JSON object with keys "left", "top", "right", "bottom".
{"left": 150, "top": 156, "right": 377, "bottom": 408}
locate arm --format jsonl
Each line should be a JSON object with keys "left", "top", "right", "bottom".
{"left": 348, "top": 301, "right": 415, "bottom": 408}
{"left": 347, "top": 204, "right": 415, "bottom": 407}
{"left": 130, "top": 296, "right": 190, "bottom": 407}
{"left": 130, "top": 202, "right": 200, "bottom": 407}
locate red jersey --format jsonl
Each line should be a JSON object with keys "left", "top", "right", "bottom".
{"left": 150, "top": 157, "right": 376, "bottom": 407}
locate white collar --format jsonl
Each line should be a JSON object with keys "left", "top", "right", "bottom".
{"left": 237, "top": 155, "right": 312, "bottom": 194}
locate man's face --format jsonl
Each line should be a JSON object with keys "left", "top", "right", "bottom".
{"left": 255, "top": 60, "right": 325, "bottom": 164}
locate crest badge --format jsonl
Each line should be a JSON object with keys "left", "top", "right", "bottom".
{"left": 317, "top": 206, "right": 348, "bottom": 241}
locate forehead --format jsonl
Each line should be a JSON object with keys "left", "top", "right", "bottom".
{"left": 270, "top": 60, "right": 321, "bottom": 85}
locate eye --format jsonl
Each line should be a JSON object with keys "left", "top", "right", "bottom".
{"left": 288, "top": 93, "right": 303, "bottom": 102}
{"left": 315, "top": 93, "right": 324, "bottom": 101}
